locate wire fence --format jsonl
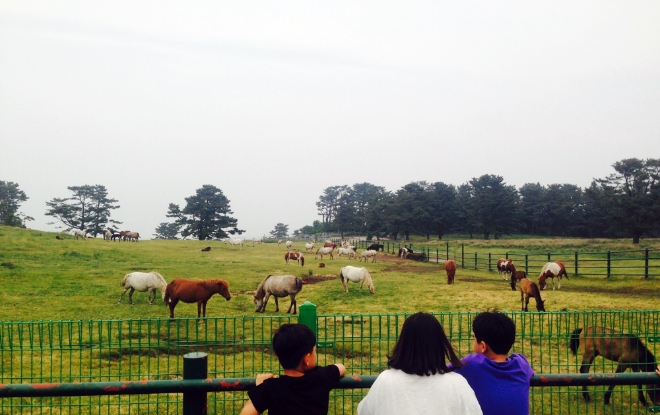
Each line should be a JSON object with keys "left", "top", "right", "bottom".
{"left": 346, "top": 240, "right": 660, "bottom": 278}
{"left": 1, "top": 310, "right": 659, "bottom": 414}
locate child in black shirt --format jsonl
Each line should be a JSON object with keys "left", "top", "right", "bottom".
{"left": 240, "top": 324, "right": 346, "bottom": 415}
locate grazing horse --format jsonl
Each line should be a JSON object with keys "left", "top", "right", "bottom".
{"left": 510, "top": 270, "right": 527, "bottom": 291}
{"left": 277, "top": 240, "right": 283, "bottom": 246}
{"left": 367, "top": 243, "right": 384, "bottom": 252}
{"left": 104, "top": 230, "right": 112, "bottom": 241}
{"left": 126, "top": 231, "right": 140, "bottom": 242}
{"left": 119, "top": 230, "right": 131, "bottom": 241}
{"left": 315, "top": 246, "right": 335, "bottom": 260}
{"left": 225, "top": 237, "right": 243, "bottom": 249}
{"left": 305, "top": 242, "right": 316, "bottom": 252}
{"left": 318, "top": 263, "right": 326, "bottom": 268}
{"left": 538, "top": 261, "right": 569, "bottom": 290}
{"left": 399, "top": 247, "right": 409, "bottom": 259}
{"left": 359, "top": 249, "right": 378, "bottom": 263}
{"left": 117, "top": 272, "right": 167, "bottom": 305}
{"left": 201, "top": 246, "right": 211, "bottom": 252}
{"left": 163, "top": 279, "right": 231, "bottom": 318}
{"left": 323, "top": 243, "right": 337, "bottom": 251}
{"left": 73, "top": 229, "right": 87, "bottom": 240}
{"left": 497, "top": 259, "right": 515, "bottom": 280}
{"left": 251, "top": 237, "right": 263, "bottom": 246}
{"left": 285, "top": 241, "right": 293, "bottom": 250}
{"left": 339, "top": 266, "right": 375, "bottom": 294}
{"left": 337, "top": 247, "right": 357, "bottom": 259}
{"left": 519, "top": 278, "right": 545, "bottom": 312}
{"left": 284, "top": 251, "right": 305, "bottom": 266}
{"left": 445, "top": 260, "right": 456, "bottom": 284}
{"left": 570, "top": 326, "right": 659, "bottom": 406}
{"left": 254, "top": 275, "right": 303, "bottom": 314}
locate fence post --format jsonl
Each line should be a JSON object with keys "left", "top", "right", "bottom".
{"left": 575, "top": 251, "right": 578, "bottom": 275}
{"left": 547, "top": 252, "right": 551, "bottom": 262}
{"left": 645, "top": 248, "right": 649, "bottom": 279}
{"left": 461, "top": 244, "right": 465, "bottom": 269}
{"left": 474, "top": 252, "right": 478, "bottom": 270}
{"left": 607, "top": 251, "right": 611, "bottom": 278}
{"left": 446, "top": 242, "right": 449, "bottom": 261}
{"left": 298, "top": 301, "right": 317, "bottom": 336}
{"left": 436, "top": 248, "right": 438, "bottom": 264}
{"left": 525, "top": 254, "right": 528, "bottom": 275}
{"left": 506, "top": 252, "right": 509, "bottom": 260}
{"left": 183, "top": 352, "right": 208, "bottom": 415}
{"left": 488, "top": 253, "right": 492, "bottom": 271}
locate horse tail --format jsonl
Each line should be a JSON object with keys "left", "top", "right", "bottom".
{"left": 300, "top": 256, "right": 305, "bottom": 267}
{"left": 569, "top": 328, "right": 583, "bottom": 356}
{"left": 120, "top": 273, "right": 130, "bottom": 287}
{"left": 163, "top": 281, "right": 174, "bottom": 306}
{"left": 339, "top": 268, "right": 345, "bottom": 284}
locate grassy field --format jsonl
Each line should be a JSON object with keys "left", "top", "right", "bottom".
{"left": 1, "top": 226, "right": 660, "bottom": 322}
{"left": 1, "top": 226, "right": 659, "bottom": 414}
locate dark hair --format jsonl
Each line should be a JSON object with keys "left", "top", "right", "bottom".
{"left": 472, "top": 312, "right": 516, "bottom": 355}
{"left": 272, "top": 324, "right": 316, "bottom": 369}
{"left": 388, "top": 312, "right": 462, "bottom": 376}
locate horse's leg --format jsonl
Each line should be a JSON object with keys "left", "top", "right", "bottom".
{"left": 631, "top": 367, "right": 648, "bottom": 406}
{"left": 128, "top": 288, "right": 135, "bottom": 305}
{"left": 558, "top": 276, "right": 561, "bottom": 290}
{"left": 262, "top": 293, "right": 270, "bottom": 312}
{"left": 274, "top": 296, "right": 280, "bottom": 312}
{"left": 202, "top": 301, "right": 207, "bottom": 318}
{"left": 287, "top": 295, "right": 295, "bottom": 314}
{"left": 520, "top": 290, "right": 524, "bottom": 312}
{"left": 604, "top": 363, "right": 627, "bottom": 405}
{"left": 579, "top": 352, "right": 595, "bottom": 402}
{"left": 117, "top": 287, "right": 129, "bottom": 305}
{"left": 524, "top": 294, "right": 530, "bottom": 312}
{"left": 360, "top": 279, "right": 364, "bottom": 290}
{"left": 169, "top": 300, "right": 178, "bottom": 318}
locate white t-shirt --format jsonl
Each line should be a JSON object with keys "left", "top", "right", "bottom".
{"left": 357, "top": 369, "right": 483, "bottom": 415}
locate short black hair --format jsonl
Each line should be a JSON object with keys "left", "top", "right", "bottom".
{"left": 388, "top": 312, "right": 462, "bottom": 376}
{"left": 272, "top": 324, "right": 316, "bottom": 369}
{"left": 472, "top": 312, "right": 516, "bottom": 355}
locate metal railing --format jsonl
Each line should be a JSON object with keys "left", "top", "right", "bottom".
{"left": 1, "top": 306, "right": 659, "bottom": 413}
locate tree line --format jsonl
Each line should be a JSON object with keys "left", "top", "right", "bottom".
{"left": 299, "top": 158, "right": 660, "bottom": 244}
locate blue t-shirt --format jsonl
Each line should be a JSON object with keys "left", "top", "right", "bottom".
{"left": 454, "top": 353, "right": 533, "bottom": 415}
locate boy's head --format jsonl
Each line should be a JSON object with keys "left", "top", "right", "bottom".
{"left": 472, "top": 312, "right": 516, "bottom": 355}
{"left": 272, "top": 324, "right": 317, "bottom": 369}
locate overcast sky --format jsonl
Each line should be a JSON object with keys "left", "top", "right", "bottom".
{"left": 1, "top": 1, "right": 659, "bottom": 238}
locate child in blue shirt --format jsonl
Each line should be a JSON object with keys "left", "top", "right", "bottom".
{"left": 454, "top": 312, "right": 533, "bottom": 415}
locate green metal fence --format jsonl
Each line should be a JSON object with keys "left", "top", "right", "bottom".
{"left": 1, "top": 310, "right": 659, "bottom": 413}
{"left": 350, "top": 240, "right": 660, "bottom": 278}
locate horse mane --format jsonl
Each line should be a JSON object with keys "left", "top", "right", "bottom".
{"left": 627, "top": 335, "right": 657, "bottom": 372}
{"left": 198, "top": 279, "right": 227, "bottom": 292}
{"left": 255, "top": 275, "right": 272, "bottom": 299}
{"left": 364, "top": 270, "right": 374, "bottom": 289}
{"left": 152, "top": 272, "right": 167, "bottom": 290}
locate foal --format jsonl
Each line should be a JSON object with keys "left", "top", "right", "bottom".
{"left": 519, "top": 278, "right": 545, "bottom": 312}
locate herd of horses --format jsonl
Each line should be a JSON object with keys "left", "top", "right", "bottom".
{"left": 71, "top": 229, "right": 140, "bottom": 241}
{"left": 112, "top": 241, "right": 658, "bottom": 407}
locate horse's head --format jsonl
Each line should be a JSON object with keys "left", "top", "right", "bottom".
{"left": 538, "top": 274, "right": 547, "bottom": 290}
{"left": 253, "top": 295, "right": 263, "bottom": 312}
{"left": 214, "top": 280, "right": 231, "bottom": 301}
{"left": 537, "top": 299, "right": 546, "bottom": 312}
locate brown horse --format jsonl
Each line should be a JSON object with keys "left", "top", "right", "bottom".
{"left": 570, "top": 326, "right": 659, "bottom": 406}
{"left": 497, "top": 259, "right": 515, "bottom": 280}
{"left": 538, "top": 260, "right": 569, "bottom": 290}
{"left": 445, "top": 260, "right": 456, "bottom": 284}
{"left": 284, "top": 252, "right": 305, "bottom": 266}
{"left": 163, "top": 278, "right": 231, "bottom": 318}
{"left": 519, "top": 278, "right": 545, "bottom": 312}
{"left": 510, "top": 270, "right": 527, "bottom": 291}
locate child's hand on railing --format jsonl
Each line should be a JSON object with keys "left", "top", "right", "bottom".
{"left": 255, "top": 373, "right": 278, "bottom": 386}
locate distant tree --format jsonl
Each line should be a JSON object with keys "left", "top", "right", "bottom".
{"left": 428, "top": 182, "right": 457, "bottom": 240}
{"left": 45, "top": 185, "right": 120, "bottom": 235}
{"left": 298, "top": 220, "right": 325, "bottom": 236}
{"left": 316, "top": 185, "right": 350, "bottom": 227}
{"left": 588, "top": 158, "right": 660, "bottom": 244}
{"left": 388, "top": 182, "right": 434, "bottom": 240}
{"left": 153, "top": 222, "right": 181, "bottom": 240}
{"left": 270, "top": 223, "right": 289, "bottom": 238}
{"left": 467, "top": 175, "right": 518, "bottom": 240}
{"left": 518, "top": 183, "right": 547, "bottom": 235}
{"left": 167, "top": 185, "right": 243, "bottom": 240}
{"left": 454, "top": 183, "right": 477, "bottom": 238}
{"left": 0, "top": 181, "right": 33, "bottom": 227}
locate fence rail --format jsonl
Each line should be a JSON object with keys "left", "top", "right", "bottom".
{"left": 2, "top": 308, "right": 660, "bottom": 414}
{"left": 347, "top": 240, "right": 660, "bottom": 278}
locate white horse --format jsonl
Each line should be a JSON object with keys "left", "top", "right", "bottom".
{"left": 285, "top": 241, "right": 293, "bottom": 250}
{"left": 225, "top": 237, "right": 243, "bottom": 249}
{"left": 359, "top": 249, "right": 378, "bottom": 263}
{"left": 277, "top": 240, "right": 283, "bottom": 246}
{"left": 254, "top": 275, "right": 303, "bottom": 314}
{"left": 315, "top": 246, "right": 334, "bottom": 260}
{"left": 339, "top": 266, "right": 375, "bottom": 294}
{"left": 252, "top": 237, "right": 263, "bottom": 246}
{"left": 73, "top": 229, "right": 87, "bottom": 240}
{"left": 305, "top": 242, "right": 316, "bottom": 252}
{"left": 399, "top": 247, "right": 409, "bottom": 259}
{"left": 117, "top": 272, "right": 168, "bottom": 305}
{"left": 104, "top": 230, "right": 112, "bottom": 241}
{"left": 337, "top": 247, "right": 357, "bottom": 259}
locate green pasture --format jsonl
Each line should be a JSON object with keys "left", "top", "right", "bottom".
{"left": 1, "top": 226, "right": 660, "bottom": 322}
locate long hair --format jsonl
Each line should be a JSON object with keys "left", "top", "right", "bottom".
{"left": 388, "top": 312, "right": 462, "bottom": 376}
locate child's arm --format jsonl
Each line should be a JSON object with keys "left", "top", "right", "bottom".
{"left": 239, "top": 374, "right": 278, "bottom": 415}
{"left": 334, "top": 363, "right": 346, "bottom": 377}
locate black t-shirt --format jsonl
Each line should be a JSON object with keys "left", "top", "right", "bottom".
{"left": 248, "top": 365, "right": 341, "bottom": 415}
